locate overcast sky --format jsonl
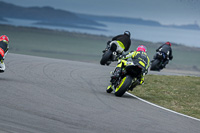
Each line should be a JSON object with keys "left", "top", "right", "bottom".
{"left": 2, "top": 0, "right": 200, "bottom": 25}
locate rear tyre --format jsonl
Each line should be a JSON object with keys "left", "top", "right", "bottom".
{"left": 100, "top": 50, "right": 112, "bottom": 65}
{"left": 115, "top": 75, "right": 132, "bottom": 97}
{"left": 150, "top": 59, "right": 161, "bottom": 71}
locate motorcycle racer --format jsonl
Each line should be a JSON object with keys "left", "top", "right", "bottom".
{"left": 101, "top": 31, "right": 131, "bottom": 65}
{"left": 0, "top": 35, "right": 9, "bottom": 72}
{"left": 107, "top": 45, "right": 150, "bottom": 92}
{"left": 153, "top": 42, "right": 173, "bottom": 69}
{"left": 109, "top": 31, "right": 131, "bottom": 53}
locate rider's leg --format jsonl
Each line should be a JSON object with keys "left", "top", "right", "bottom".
{"left": 138, "top": 73, "right": 145, "bottom": 85}
{"left": 161, "top": 59, "right": 169, "bottom": 69}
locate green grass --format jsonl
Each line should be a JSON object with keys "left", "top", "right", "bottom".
{"left": 130, "top": 75, "right": 200, "bottom": 119}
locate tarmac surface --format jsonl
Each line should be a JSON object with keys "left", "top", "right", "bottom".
{"left": 0, "top": 53, "right": 199, "bottom": 133}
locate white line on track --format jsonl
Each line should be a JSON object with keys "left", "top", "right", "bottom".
{"left": 126, "top": 92, "right": 200, "bottom": 122}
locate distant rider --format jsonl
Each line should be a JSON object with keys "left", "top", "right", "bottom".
{"left": 107, "top": 45, "right": 150, "bottom": 92}
{"left": 0, "top": 35, "right": 9, "bottom": 72}
{"left": 104, "top": 31, "right": 131, "bottom": 55}
{"left": 154, "top": 42, "right": 173, "bottom": 69}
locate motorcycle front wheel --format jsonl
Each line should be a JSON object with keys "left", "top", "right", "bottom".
{"left": 100, "top": 50, "right": 112, "bottom": 65}
{"left": 115, "top": 75, "right": 132, "bottom": 97}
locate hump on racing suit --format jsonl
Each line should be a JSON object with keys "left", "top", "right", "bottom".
{"left": 112, "top": 33, "right": 131, "bottom": 52}
{"left": 123, "top": 51, "right": 150, "bottom": 73}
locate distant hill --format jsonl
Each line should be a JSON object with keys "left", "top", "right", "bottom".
{"left": 0, "top": 16, "right": 7, "bottom": 22}
{"left": 0, "top": 1, "right": 106, "bottom": 30}
{"left": 77, "top": 14, "right": 200, "bottom": 31}
{"left": 77, "top": 14, "right": 162, "bottom": 27}
{"left": 0, "top": 1, "right": 199, "bottom": 31}
{"left": 167, "top": 24, "right": 200, "bottom": 30}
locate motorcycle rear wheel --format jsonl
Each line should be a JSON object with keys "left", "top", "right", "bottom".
{"left": 100, "top": 50, "right": 112, "bottom": 65}
{"left": 150, "top": 59, "right": 161, "bottom": 71}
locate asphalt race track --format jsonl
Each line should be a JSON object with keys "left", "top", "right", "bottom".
{"left": 0, "top": 53, "right": 199, "bottom": 133}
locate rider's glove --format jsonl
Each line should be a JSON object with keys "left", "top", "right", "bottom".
{"left": 116, "top": 55, "right": 123, "bottom": 60}
{"left": 117, "top": 54, "right": 127, "bottom": 60}
{"left": 107, "top": 41, "right": 111, "bottom": 45}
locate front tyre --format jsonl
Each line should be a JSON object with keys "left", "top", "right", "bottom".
{"left": 115, "top": 75, "right": 132, "bottom": 97}
{"left": 100, "top": 50, "right": 112, "bottom": 65}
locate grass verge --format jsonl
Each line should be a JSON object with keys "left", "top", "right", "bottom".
{"left": 130, "top": 74, "right": 200, "bottom": 119}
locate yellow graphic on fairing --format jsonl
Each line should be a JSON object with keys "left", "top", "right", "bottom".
{"left": 117, "top": 60, "right": 127, "bottom": 67}
{"left": 107, "top": 85, "right": 112, "bottom": 90}
{"left": 117, "top": 41, "right": 125, "bottom": 50}
{"left": 115, "top": 77, "right": 126, "bottom": 92}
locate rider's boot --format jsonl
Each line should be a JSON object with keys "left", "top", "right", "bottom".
{"left": 138, "top": 74, "right": 144, "bottom": 85}
{"left": 139, "top": 77, "right": 144, "bottom": 85}
{"left": 0, "top": 60, "right": 5, "bottom": 73}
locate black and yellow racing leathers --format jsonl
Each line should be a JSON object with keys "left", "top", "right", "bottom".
{"left": 0, "top": 40, "right": 9, "bottom": 72}
{"left": 0, "top": 40, "right": 9, "bottom": 60}
{"left": 113, "top": 51, "right": 150, "bottom": 85}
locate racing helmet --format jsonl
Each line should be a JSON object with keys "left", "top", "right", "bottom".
{"left": 136, "top": 45, "right": 147, "bottom": 52}
{"left": 165, "top": 41, "right": 171, "bottom": 46}
{"left": 0, "top": 35, "right": 9, "bottom": 44}
{"left": 124, "top": 31, "right": 131, "bottom": 37}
